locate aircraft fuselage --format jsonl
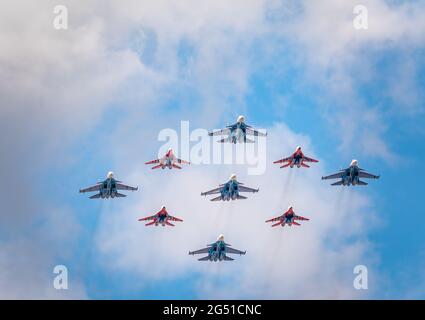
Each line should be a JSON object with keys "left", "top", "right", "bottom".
{"left": 100, "top": 178, "right": 118, "bottom": 198}
{"left": 220, "top": 180, "right": 239, "bottom": 201}
{"left": 207, "top": 241, "right": 227, "bottom": 261}
{"left": 155, "top": 213, "right": 168, "bottom": 226}
{"left": 290, "top": 154, "right": 303, "bottom": 168}
{"left": 284, "top": 213, "right": 295, "bottom": 225}
{"left": 164, "top": 158, "right": 173, "bottom": 169}
{"left": 229, "top": 122, "right": 248, "bottom": 144}
{"left": 341, "top": 165, "right": 360, "bottom": 186}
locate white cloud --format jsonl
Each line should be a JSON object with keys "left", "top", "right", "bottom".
{"left": 0, "top": 1, "right": 145, "bottom": 298}
{"left": 284, "top": 0, "right": 425, "bottom": 67}
{"left": 277, "top": 0, "right": 425, "bottom": 162}
{"left": 0, "top": 209, "right": 87, "bottom": 299}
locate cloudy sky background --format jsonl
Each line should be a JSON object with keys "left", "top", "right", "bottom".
{"left": 0, "top": 0, "right": 424, "bottom": 299}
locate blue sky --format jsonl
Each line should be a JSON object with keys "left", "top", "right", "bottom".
{"left": 1, "top": 0, "right": 425, "bottom": 299}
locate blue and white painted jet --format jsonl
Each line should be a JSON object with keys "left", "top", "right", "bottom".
{"left": 209, "top": 115, "right": 267, "bottom": 143}
{"left": 322, "top": 160, "right": 380, "bottom": 186}
{"left": 201, "top": 174, "right": 259, "bottom": 201}
{"left": 79, "top": 171, "right": 138, "bottom": 199}
{"left": 189, "top": 235, "right": 246, "bottom": 261}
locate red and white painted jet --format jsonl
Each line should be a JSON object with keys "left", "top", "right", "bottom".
{"left": 273, "top": 146, "right": 318, "bottom": 168}
{"left": 266, "top": 206, "right": 309, "bottom": 227}
{"left": 138, "top": 206, "right": 183, "bottom": 227}
{"left": 145, "top": 148, "right": 190, "bottom": 170}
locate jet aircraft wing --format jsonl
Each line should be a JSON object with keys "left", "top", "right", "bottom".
{"left": 138, "top": 215, "right": 156, "bottom": 221}
{"left": 176, "top": 158, "right": 190, "bottom": 164}
{"left": 145, "top": 159, "right": 160, "bottom": 165}
{"left": 273, "top": 156, "right": 292, "bottom": 164}
{"left": 238, "top": 185, "right": 259, "bottom": 193}
{"left": 294, "top": 215, "right": 309, "bottom": 221}
{"left": 168, "top": 215, "right": 183, "bottom": 222}
{"left": 189, "top": 247, "right": 210, "bottom": 255}
{"left": 358, "top": 171, "right": 379, "bottom": 179}
{"left": 246, "top": 127, "right": 267, "bottom": 137}
{"left": 265, "top": 216, "right": 282, "bottom": 223}
{"left": 208, "top": 128, "right": 231, "bottom": 136}
{"left": 116, "top": 183, "right": 138, "bottom": 191}
{"left": 79, "top": 183, "right": 101, "bottom": 193}
{"left": 226, "top": 247, "right": 246, "bottom": 255}
{"left": 322, "top": 171, "right": 345, "bottom": 180}
{"left": 303, "top": 156, "right": 319, "bottom": 163}
{"left": 201, "top": 187, "right": 222, "bottom": 196}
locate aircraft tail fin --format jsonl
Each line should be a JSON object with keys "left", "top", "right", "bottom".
{"left": 301, "top": 163, "right": 310, "bottom": 168}
{"left": 331, "top": 181, "right": 344, "bottom": 186}
{"left": 244, "top": 138, "right": 255, "bottom": 143}
{"left": 115, "top": 193, "right": 127, "bottom": 197}
{"left": 292, "top": 221, "right": 301, "bottom": 226}
{"left": 198, "top": 256, "right": 211, "bottom": 261}
{"left": 172, "top": 164, "right": 182, "bottom": 169}
{"left": 236, "top": 195, "right": 247, "bottom": 200}
{"left": 89, "top": 193, "right": 101, "bottom": 199}
{"left": 223, "top": 255, "right": 234, "bottom": 261}
{"left": 280, "top": 163, "right": 291, "bottom": 168}
{"left": 151, "top": 164, "right": 163, "bottom": 169}
{"left": 357, "top": 180, "right": 368, "bottom": 186}
{"left": 210, "top": 195, "right": 223, "bottom": 201}
{"left": 165, "top": 221, "right": 175, "bottom": 227}
{"left": 272, "top": 221, "right": 282, "bottom": 227}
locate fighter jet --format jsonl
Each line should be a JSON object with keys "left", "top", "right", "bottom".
{"left": 138, "top": 206, "right": 183, "bottom": 227}
{"left": 189, "top": 234, "right": 246, "bottom": 261}
{"left": 266, "top": 206, "right": 309, "bottom": 227}
{"left": 145, "top": 148, "right": 190, "bottom": 170}
{"left": 322, "top": 160, "right": 380, "bottom": 186}
{"left": 79, "top": 171, "right": 138, "bottom": 199}
{"left": 201, "top": 174, "right": 259, "bottom": 201}
{"left": 208, "top": 115, "right": 267, "bottom": 144}
{"left": 273, "top": 146, "right": 319, "bottom": 168}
